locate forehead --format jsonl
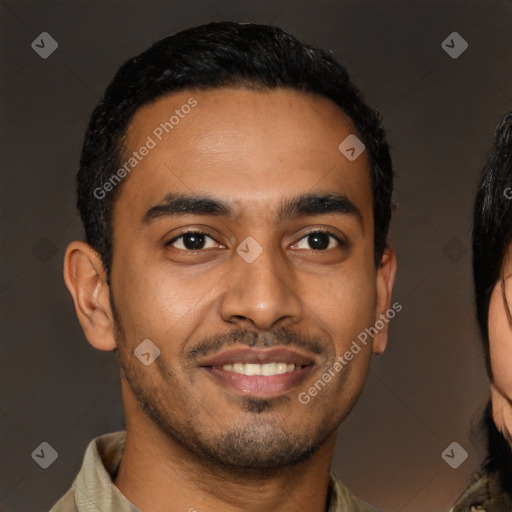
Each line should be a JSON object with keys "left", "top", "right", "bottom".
{"left": 115, "top": 87, "right": 372, "bottom": 227}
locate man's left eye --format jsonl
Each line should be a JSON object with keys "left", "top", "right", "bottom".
{"left": 293, "top": 231, "right": 341, "bottom": 251}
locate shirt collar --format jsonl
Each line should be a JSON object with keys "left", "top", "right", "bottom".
{"left": 60, "top": 430, "right": 377, "bottom": 512}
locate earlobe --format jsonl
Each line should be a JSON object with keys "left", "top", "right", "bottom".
{"left": 372, "top": 247, "right": 397, "bottom": 355}
{"left": 63, "top": 241, "right": 117, "bottom": 351}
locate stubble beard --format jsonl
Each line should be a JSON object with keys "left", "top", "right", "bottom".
{"left": 111, "top": 316, "right": 341, "bottom": 478}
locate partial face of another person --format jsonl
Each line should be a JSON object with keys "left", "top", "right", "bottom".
{"left": 74, "top": 88, "right": 396, "bottom": 471}
{"left": 489, "top": 246, "right": 512, "bottom": 444}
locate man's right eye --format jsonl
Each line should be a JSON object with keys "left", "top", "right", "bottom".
{"left": 166, "top": 231, "right": 224, "bottom": 251}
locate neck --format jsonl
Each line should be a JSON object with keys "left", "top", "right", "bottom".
{"left": 114, "top": 415, "right": 336, "bottom": 512}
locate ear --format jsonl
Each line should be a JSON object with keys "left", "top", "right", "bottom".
{"left": 372, "top": 247, "right": 397, "bottom": 355}
{"left": 491, "top": 382, "right": 512, "bottom": 440}
{"left": 63, "top": 241, "right": 117, "bottom": 351}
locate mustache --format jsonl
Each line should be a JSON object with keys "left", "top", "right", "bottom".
{"left": 185, "top": 326, "right": 327, "bottom": 361}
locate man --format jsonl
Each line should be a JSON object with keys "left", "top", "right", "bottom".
{"left": 52, "top": 21, "right": 397, "bottom": 512}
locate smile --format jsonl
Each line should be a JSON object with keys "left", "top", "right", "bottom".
{"left": 197, "top": 346, "right": 317, "bottom": 396}
{"left": 219, "top": 362, "right": 297, "bottom": 376}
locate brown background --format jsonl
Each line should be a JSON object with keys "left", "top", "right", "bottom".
{"left": 1, "top": 1, "right": 511, "bottom": 510}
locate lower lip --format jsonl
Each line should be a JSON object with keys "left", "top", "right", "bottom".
{"left": 203, "top": 366, "right": 313, "bottom": 396}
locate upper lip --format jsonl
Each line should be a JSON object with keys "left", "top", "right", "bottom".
{"left": 197, "top": 347, "right": 317, "bottom": 367}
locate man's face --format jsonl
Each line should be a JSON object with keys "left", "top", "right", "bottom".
{"left": 108, "top": 88, "right": 392, "bottom": 470}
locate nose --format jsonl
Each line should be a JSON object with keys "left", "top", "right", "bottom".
{"left": 219, "top": 240, "right": 304, "bottom": 331}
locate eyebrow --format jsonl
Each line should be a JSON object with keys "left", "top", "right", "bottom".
{"left": 141, "top": 192, "right": 364, "bottom": 230}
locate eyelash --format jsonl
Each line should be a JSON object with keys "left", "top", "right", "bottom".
{"left": 165, "top": 229, "right": 344, "bottom": 251}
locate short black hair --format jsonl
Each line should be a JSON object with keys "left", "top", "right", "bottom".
{"left": 472, "top": 111, "right": 512, "bottom": 374}
{"left": 77, "top": 21, "right": 393, "bottom": 277}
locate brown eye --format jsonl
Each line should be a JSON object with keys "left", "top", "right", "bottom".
{"left": 293, "top": 231, "right": 341, "bottom": 251}
{"left": 167, "top": 231, "right": 222, "bottom": 251}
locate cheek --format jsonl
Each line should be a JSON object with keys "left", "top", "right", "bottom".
{"left": 112, "top": 254, "right": 224, "bottom": 350}
{"left": 300, "top": 263, "right": 377, "bottom": 346}
{"left": 112, "top": 257, "right": 185, "bottom": 338}
{"left": 489, "top": 291, "right": 512, "bottom": 393}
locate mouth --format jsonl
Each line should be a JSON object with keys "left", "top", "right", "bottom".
{"left": 197, "top": 347, "right": 316, "bottom": 397}
{"left": 219, "top": 361, "right": 298, "bottom": 376}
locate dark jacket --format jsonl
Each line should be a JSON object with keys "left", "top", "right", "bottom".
{"left": 450, "top": 469, "right": 512, "bottom": 511}
{"left": 451, "top": 404, "right": 512, "bottom": 512}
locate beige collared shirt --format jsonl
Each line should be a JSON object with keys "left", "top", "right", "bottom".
{"left": 49, "top": 431, "right": 379, "bottom": 512}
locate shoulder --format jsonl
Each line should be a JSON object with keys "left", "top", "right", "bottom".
{"left": 329, "top": 472, "right": 380, "bottom": 512}
{"left": 48, "top": 488, "right": 77, "bottom": 512}
{"left": 450, "top": 469, "right": 512, "bottom": 512}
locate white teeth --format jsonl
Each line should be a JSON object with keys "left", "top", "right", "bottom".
{"left": 221, "top": 362, "right": 296, "bottom": 376}
{"left": 261, "top": 362, "right": 276, "bottom": 376}
{"left": 245, "top": 363, "right": 261, "bottom": 376}
{"left": 232, "top": 363, "right": 244, "bottom": 374}
{"left": 276, "top": 362, "right": 288, "bottom": 374}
